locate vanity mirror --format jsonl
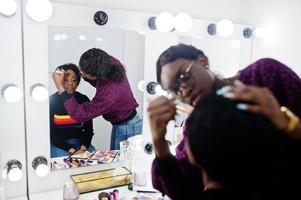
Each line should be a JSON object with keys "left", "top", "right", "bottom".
{"left": 48, "top": 26, "right": 145, "bottom": 160}
{"left": 21, "top": 0, "right": 251, "bottom": 196}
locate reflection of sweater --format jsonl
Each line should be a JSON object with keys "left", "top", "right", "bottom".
{"left": 60, "top": 76, "right": 138, "bottom": 123}
{"left": 151, "top": 58, "right": 301, "bottom": 200}
{"left": 50, "top": 92, "right": 94, "bottom": 151}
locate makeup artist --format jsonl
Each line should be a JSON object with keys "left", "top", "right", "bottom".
{"left": 50, "top": 63, "right": 95, "bottom": 158}
{"left": 147, "top": 44, "right": 301, "bottom": 199}
{"left": 52, "top": 48, "right": 142, "bottom": 150}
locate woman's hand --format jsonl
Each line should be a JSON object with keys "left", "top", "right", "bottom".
{"left": 218, "top": 81, "right": 288, "bottom": 131}
{"left": 52, "top": 69, "right": 65, "bottom": 94}
{"left": 147, "top": 96, "right": 176, "bottom": 158}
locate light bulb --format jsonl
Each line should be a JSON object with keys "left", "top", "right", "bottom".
{"left": 137, "top": 80, "right": 145, "bottom": 92}
{"left": 1, "top": 84, "right": 22, "bottom": 103}
{"left": 36, "top": 164, "right": 49, "bottom": 177}
{"left": 175, "top": 13, "right": 193, "bottom": 33}
{"left": 32, "top": 156, "right": 49, "bottom": 177}
{"left": 155, "top": 12, "right": 175, "bottom": 32}
{"left": 96, "top": 37, "right": 103, "bottom": 42}
{"left": 155, "top": 85, "right": 168, "bottom": 96}
{"left": 78, "top": 35, "right": 87, "bottom": 41}
{"left": 53, "top": 34, "right": 61, "bottom": 41}
{"left": 253, "top": 27, "right": 265, "bottom": 38}
{"left": 5, "top": 160, "right": 22, "bottom": 182}
{"left": 216, "top": 19, "right": 234, "bottom": 37}
{"left": 0, "top": 0, "right": 17, "bottom": 16}
{"left": 8, "top": 168, "right": 22, "bottom": 182}
{"left": 60, "top": 34, "right": 68, "bottom": 40}
{"left": 31, "top": 84, "right": 48, "bottom": 102}
{"left": 26, "top": 0, "right": 53, "bottom": 22}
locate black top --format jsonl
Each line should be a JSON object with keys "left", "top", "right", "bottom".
{"left": 50, "top": 92, "right": 94, "bottom": 151}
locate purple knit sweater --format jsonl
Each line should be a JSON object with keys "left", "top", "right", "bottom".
{"left": 61, "top": 76, "right": 138, "bottom": 123}
{"left": 151, "top": 58, "right": 301, "bottom": 199}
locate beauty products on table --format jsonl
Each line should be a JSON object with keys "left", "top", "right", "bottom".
{"left": 51, "top": 150, "right": 120, "bottom": 170}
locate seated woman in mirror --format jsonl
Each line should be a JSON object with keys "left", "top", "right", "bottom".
{"left": 52, "top": 48, "right": 142, "bottom": 150}
{"left": 50, "top": 63, "right": 95, "bottom": 158}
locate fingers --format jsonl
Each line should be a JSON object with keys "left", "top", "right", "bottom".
{"left": 217, "top": 80, "right": 269, "bottom": 105}
{"left": 148, "top": 96, "right": 176, "bottom": 120}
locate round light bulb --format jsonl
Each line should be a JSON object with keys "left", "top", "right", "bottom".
{"left": 60, "top": 34, "right": 68, "bottom": 41}
{"left": 2, "top": 85, "right": 22, "bottom": 103}
{"left": 35, "top": 164, "right": 49, "bottom": 177}
{"left": 96, "top": 37, "right": 103, "bottom": 42}
{"left": 78, "top": 35, "right": 87, "bottom": 41}
{"left": 53, "top": 34, "right": 61, "bottom": 41}
{"left": 155, "top": 85, "right": 168, "bottom": 96}
{"left": 253, "top": 27, "right": 265, "bottom": 38}
{"left": 175, "top": 13, "right": 193, "bottom": 33}
{"left": 137, "top": 80, "right": 145, "bottom": 92}
{"left": 216, "top": 19, "right": 234, "bottom": 37}
{"left": 155, "top": 12, "right": 175, "bottom": 32}
{"left": 26, "top": 0, "right": 53, "bottom": 22}
{"left": 8, "top": 167, "right": 22, "bottom": 182}
{"left": 31, "top": 85, "right": 48, "bottom": 102}
{"left": 0, "top": 0, "right": 17, "bottom": 16}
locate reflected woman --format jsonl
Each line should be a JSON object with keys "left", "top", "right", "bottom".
{"left": 52, "top": 48, "right": 142, "bottom": 150}
{"left": 50, "top": 63, "right": 95, "bottom": 157}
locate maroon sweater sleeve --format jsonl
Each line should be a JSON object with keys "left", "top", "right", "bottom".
{"left": 151, "top": 126, "right": 203, "bottom": 200}
{"left": 238, "top": 58, "right": 301, "bottom": 117}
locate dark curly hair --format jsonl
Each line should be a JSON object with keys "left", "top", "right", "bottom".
{"left": 79, "top": 48, "right": 125, "bottom": 82}
{"left": 187, "top": 95, "right": 296, "bottom": 189}
{"left": 156, "top": 44, "right": 207, "bottom": 84}
{"left": 56, "top": 63, "right": 81, "bottom": 85}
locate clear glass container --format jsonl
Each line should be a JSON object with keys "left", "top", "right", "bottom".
{"left": 63, "top": 180, "right": 79, "bottom": 200}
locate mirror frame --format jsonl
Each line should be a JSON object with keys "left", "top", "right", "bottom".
{"left": 22, "top": 1, "right": 252, "bottom": 195}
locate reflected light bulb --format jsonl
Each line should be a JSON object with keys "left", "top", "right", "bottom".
{"left": 137, "top": 80, "right": 145, "bottom": 92}
{"left": 31, "top": 84, "right": 48, "bottom": 102}
{"left": 96, "top": 37, "right": 103, "bottom": 42}
{"left": 155, "top": 12, "right": 175, "bottom": 32}
{"left": 0, "top": 0, "right": 17, "bottom": 16}
{"left": 2, "top": 84, "right": 22, "bottom": 103}
{"left": 216, "top": 19, "right": 234, "bottom": 37}
{"left": 78, "top": 35, "right": 87, "bottom": 41}
{"left": 253, "top": 27, "right": 265, "bottom": 38}
{"left": 26, "top": 0, "right": 53, "bottom": 22}
{"left": 155, "top": 85, "right": 168, "bottom": 96}
{"left": 36, "top": 164, "right": 49, "bottom": 177}
{"left": 60, "top": 34, "right": 68, "bottom": 40}
{"left": 8, "top": 167, "right": 22, "bottom": 182}
{"left": 175, "top": 13, "right": 193, "bottom": 33}
{"left": 53, "top": 34, "right": 61, "bottom": 41}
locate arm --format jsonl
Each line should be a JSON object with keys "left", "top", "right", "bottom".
{"left": 235, "top": 58, "right": 301, "bottom": 138}
{"left": 151, "top": 135, "right": 203, "bottom": 199}
{"left": 147, "top": 97, "right": 203, "bottom": 199}
{"left": 79, "top": 95, "right": 94, "bottom": 149}
{"left": 220, "top": 81, "right": 301, "bottom": 139}
{"left": 59, "top": 91, "right": 113, "bottom": 122}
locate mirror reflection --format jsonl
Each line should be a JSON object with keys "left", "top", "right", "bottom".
{"left": 48, "top": 26, "right": 145, "bottom": 166}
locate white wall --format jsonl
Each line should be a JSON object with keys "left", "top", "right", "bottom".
{"left": 55, "top": 0, "right": 301, "bottom": 77}
{"left": 54, "top": 0, "right": 245, "bottom": 23}
{"left": 240, "top": 0, "right": 301, "bottom": 76}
